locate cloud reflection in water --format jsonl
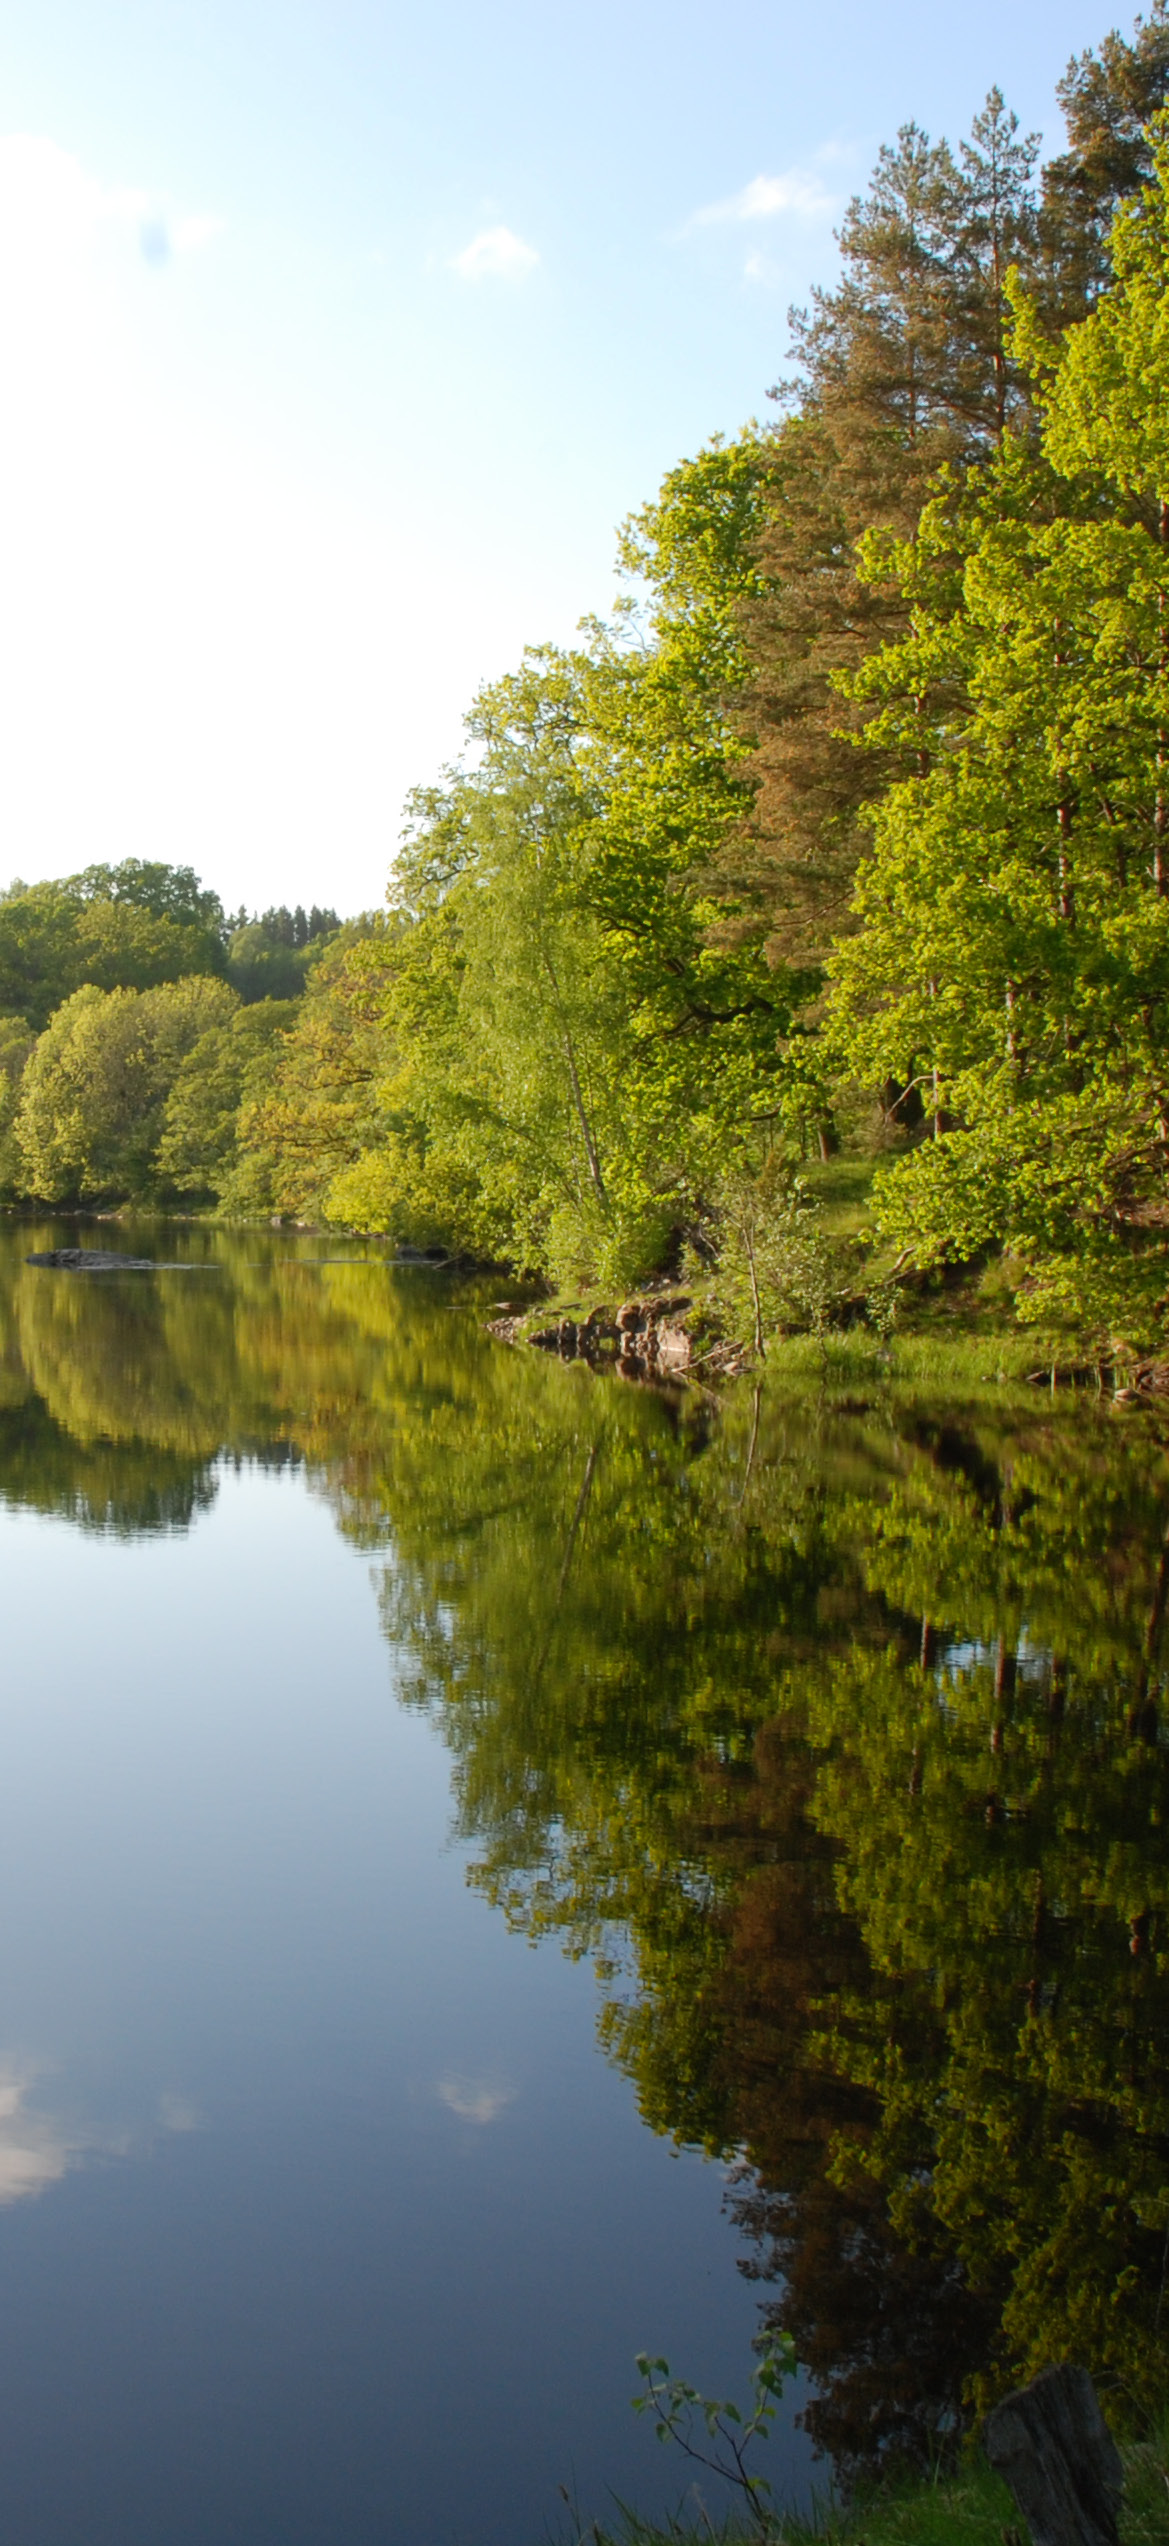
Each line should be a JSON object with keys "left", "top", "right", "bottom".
{"left": 436, "top": 2075, "right": 515, "bottom": 2125}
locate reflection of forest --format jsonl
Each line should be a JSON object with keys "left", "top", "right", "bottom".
{"left": 356, "top": 1366, "right": 1169, "bottom": 2472}
{"left": 2, "top": 1226, "right": 1167, "bottom": 2469}
{"left": 0, "top": 1226, "right": 457, "bottom": 1531}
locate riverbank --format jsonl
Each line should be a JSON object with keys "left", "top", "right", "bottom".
{"left": 481, "top": 1154, "right": 1150, "bottom": 1393}
{"left": 485, "top": 1277, "right": 1156, "bottom": 1405}
{"left": 576, "top": 2421, "right": 1169, "bottom": 2546}
{"left": 482, "top": 1144, "right": 1169, "bottom": 1400}
{"left": 11, "top": 1189, "right": 1165, "bottom": 1405}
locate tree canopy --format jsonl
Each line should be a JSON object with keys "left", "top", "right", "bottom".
{"left": 827, "top": 111, "right": 1169, "bottom": 1338}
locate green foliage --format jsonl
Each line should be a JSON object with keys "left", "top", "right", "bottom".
{"left": 827, "top": 117, "right": 1169, "bottom": 1343}
{"left": 155, "top": 999, "right": 297, "bottom": 1206}
{"left": 1039, "top": 1, "right": 1169, "bottom": 321}
{"left": 0, "top": 865, "right": 350, "bottom": 1208}
{"left": 631, "top": 2338, "right": 798, "bottom": 2537}
{"left": 714, "top": 1161, "right": 855, "bottom": 1351}
{"left": 226, "top": 902, "right": 339, "bottom": 1003}
{"left": 724, "top": 87, "right": 1047, "bottom": 978}
{"left": 15, "top": 976, "right": 238, "bottom": 1202}
{"left": 68, "top": 858, "right": 226, "bottom": 935}
{"left": 237, "top": 922, "right": 399, "bottom": 1222}
{"left": 0, "top": 1015, "right": 35, "bottom": 1197}
{"left": 281, "top": 439, "right": 799, "bottom": 1276}
{"left": 0, "top": 863, "right": 228, "bottom": 1029}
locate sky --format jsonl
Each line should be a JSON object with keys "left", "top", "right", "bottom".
{"left": 0, "top": 0, "right": 1125, "bottom": 918}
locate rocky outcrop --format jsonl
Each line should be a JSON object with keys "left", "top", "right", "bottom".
{"left": 613, "top": 1298, "right": 693, "bottom": 1376}
{"left": 488, "top": 1294, "right": 711, "bottom": 1382}
{"left": 484, "top": 1311, "right": 529, "bottom": 1345}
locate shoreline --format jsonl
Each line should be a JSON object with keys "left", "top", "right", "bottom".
{"left": 575, "top": 2420, "right": 1169, "bottom": 2546}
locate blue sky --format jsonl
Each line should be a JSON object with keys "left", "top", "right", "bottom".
{"left": 0, "top": 0, "right": 1120, "bottom": 915}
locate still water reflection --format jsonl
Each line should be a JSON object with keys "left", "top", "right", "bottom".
{"left": 0, "top": 1221, "right": 1165, "bottom": 2540}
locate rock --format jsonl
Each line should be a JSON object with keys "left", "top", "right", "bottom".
{"left": 615, "top": 1293, "right": 691, "bottom": 1335}
{"left": 983, "top": 2363, "right": 1123, "bottom": 2546}
{"left": 487, "top": 1289, "right": 710, "bottom": 1381}
{"left": 652, "top": 1321, "right": 692, "bottom": 1373}
{"left": 26, "top": 1247, "right": 156, "bottom": 1271}
{"left": 529, "top": 1317, "right": 602, "bottom": 1358}
{"left": 1130, "top": 1359, "right": 1169, "bottom": 1394}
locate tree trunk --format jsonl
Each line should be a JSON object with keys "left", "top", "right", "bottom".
{"left": 1156, "top": 494, "right": 1168, "bottom": 894}
{"left": 745, "top": 1227, "right": 766, "bottom": 1361}
{"left": 983, "top": 2364, "right": 1123, "bottom": 2546}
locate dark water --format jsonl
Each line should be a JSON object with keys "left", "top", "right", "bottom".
{"left": 0, "top": 1221, "right": 1165, "bottom": 2542}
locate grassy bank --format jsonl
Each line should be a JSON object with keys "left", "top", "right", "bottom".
{"left": 484, "top": 1142, "right": 1165, "bottom": 1397}
{"left": 571, "top": 2423, "right": 1169, "bottom": 2546}
{"left": 486, "top": 1266, "right": 1114, "bottom": 1405}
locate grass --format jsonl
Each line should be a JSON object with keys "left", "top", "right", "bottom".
{"left": 799, "top": 1157, "right": 879, "bottom": 1239}
{"left": 569, "top": 2423, "right": 1169, "bottom": 2546}
{"left": 751, "top": 1325, "right": 1109, "bottom": 1397}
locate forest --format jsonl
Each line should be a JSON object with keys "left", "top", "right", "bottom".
{"left": 6, "top": 6, "right": 1169, "bottom": 1352}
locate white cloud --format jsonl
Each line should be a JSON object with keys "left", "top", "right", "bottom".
{"left": 450, "top": 224, "right": 539, "bottom": 281}
{"left": 0, "top": 135, "right": 221, "bottom": 282}
{"left": 170, "top": 212, "right": 224, "bottom": 256}
{"left": 437, "top": 2074, "right": 516, "bottom": 2124}
{"left": 688, "top": 167, "right": 837, "bottom": 228}
{"left": 0, "top": 2067, "right": 210, "bottom": 2206}
{"left": 0, "top": 2069, "right": 75, "bottom": 2204}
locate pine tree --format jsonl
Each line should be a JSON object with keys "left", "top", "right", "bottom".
{"left": 724, "top": 13, "right": 1169, "bottom": 997}
{"left": 954, "top": 91, "right": 1041, "bottom": 449}
{"left": 723, "top": 104, "right": 1041, "bottom": 977}
{"left": 1040, "top": 0, "right": 1169, "bottom": 322}
{"left": 788, "top": 125, "right": 967, "bottom": 483}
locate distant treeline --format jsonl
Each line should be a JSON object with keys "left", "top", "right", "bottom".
{"left": 9, "top": 8, "right": 1169, "bottom": 1345}
{"left": 0, "top": 866, "right": 339, "bottom": 1028}
{"left": 0, "top": 863, "right": 352, "bottom": 1212}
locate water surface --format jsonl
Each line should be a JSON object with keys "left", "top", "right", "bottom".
{"left": 0, "top": 1221, "right": 1165, "bottom": 2540}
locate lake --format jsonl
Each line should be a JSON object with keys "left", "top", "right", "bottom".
{"left": 0, "top": 1221, "right": 1164, "bottom": 2544}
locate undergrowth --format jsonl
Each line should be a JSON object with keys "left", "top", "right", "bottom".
{"left": 568, "top": 2420, "right": 1169, "bottom": 2546}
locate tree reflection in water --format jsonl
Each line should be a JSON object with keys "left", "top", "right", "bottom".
{"left": 1, "top": 1222, "right": 1165, "bottom": 2474}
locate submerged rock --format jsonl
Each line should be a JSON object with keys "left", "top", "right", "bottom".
{"left": 26, "top": 1247, "right": 158, "bottom": 1271}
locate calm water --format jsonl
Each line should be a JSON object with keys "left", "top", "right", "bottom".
{"left": 0, "top": 1222, "right": 1165, "bottom": 2543}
